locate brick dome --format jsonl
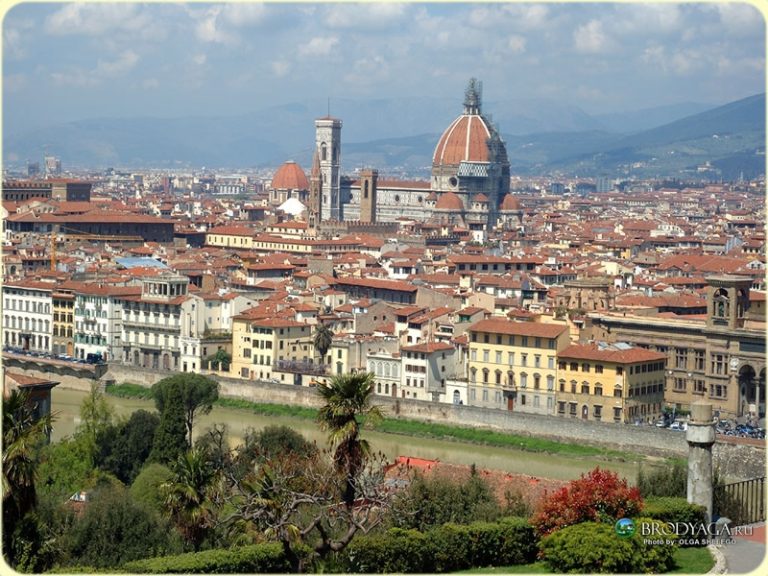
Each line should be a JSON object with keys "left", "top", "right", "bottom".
{"left": 271, "top": 161, "right": 309, "bottom": 190}
{"left": 501, "top": 194, "right": 521, "bottom": 211}
{"left": 435, "top": 191, "right": 464, "bottom": 211}
{"left": 432, "top": 114, "right": 492, "bottom": 166}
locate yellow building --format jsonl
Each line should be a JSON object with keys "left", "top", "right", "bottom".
{"left": 557, "top": 343, "right": 666, "bottom": 424}
{"left": 205, "top": 225, "right": 257, "bottom": 249}
{"left": 467, "top": 318, "right": 570, "bottom": 414}
{"left": 231, "top": 315, "right": 314, "bottom": 383}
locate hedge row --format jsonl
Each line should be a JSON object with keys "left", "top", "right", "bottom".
{"left": 540, "top": 518, "right": 677, "bottom": 574}
{"left": 121, "top": 543, "right": 292, "bottom": 573}
{"left": 643, "top": 496, "right": 707, "bottom": 547}
{"left": 342, "top": 517, "right": 537, "bottom": 573}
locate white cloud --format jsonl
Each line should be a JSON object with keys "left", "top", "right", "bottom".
{"left": 142, "top": 78, "right": 160, "bottom": 89}
{"left": 574, "top": 20, "right": 610, "bottom": 53}
{"left": 324, "top": 3, "right": 407, "bottom": 29}
{"left": 3, "top": 27, "right": 25, "bottom": 59}
{"left": 508, "top": 35, "right": 527, "bottom": 55}
{"left": 96, "top": 51, "right": 139, "bottom": 77}
{"left": 195, "top": 7, "right": 232, "bottom": 44}
{"left": 220, "top": 3, "right": 268, "bottom": 26}
{"left": 298, "top": 36, "right": 339, "bottom": 58}
{"left": 716, "top": 3, "right": 765, "bottom": 36}
{"left": 193, "top": 53, "right": 207, "bottom": 66}
{"left": 45, "top": 4, "right": 151, "bottom": 36}
{"left": 618, "top": 4, "right": 683, "bottom": 34}
{"left": 272, "top": 60, "right": 291, "bottom": 77}
{"left": 501, "top": 4, "right": 550, "bottom": 30}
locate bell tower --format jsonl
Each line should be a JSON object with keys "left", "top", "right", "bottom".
{"left": 706, "top": 275, "right": 752, "bottom": 329}
{"left": 315, "top": 116, "right": 342, "bottom": 221}
{"left": 359, "top": 169, "right": 378, "bottom": 223}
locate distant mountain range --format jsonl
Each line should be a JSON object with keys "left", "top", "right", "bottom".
{"left": 4, "top": 93, "right": 764, "bottom": 180}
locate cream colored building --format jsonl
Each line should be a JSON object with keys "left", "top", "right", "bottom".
{"left": 231, "top": 315, "right": 314, "bottom": 384}
{"left": 467, "top": 318, "right": 570, "bottom": 413}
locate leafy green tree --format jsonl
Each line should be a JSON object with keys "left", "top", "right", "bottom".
{"left": 204, "top": 348, "right": 232, "bottom": 371}
{"left": 149, "top": 380, "right": 189, "bottom": 465}
{"left": 161, "top": 447, "right": 220, "bottom": 551}
{"left": 64, "top": 484, "right": 182, "bottom": 569}
{"left": 152, "top": 373, "right": 219, "bottom": 447}
{"left": 254, "top": 425, "right": 317, "bottom": 461}
{"left": 37, "top": 434, "right": 97, "bottom": 500}
{"left": 637, "top": 460, "right": 687, "bottom": 498}
{"left": 313, "top": 323, "right": 334, "bottom": 363}
{"left": 2, "top": 389, "right": 53, "bottom": 569}
{"left": 78, "top": 383, "right": 114, "bottom": 455}
{"left": 130, "top": 462, "right": 174, "bottom": 511}
{"left": 95, "top": 409, "right": 160, "bottom": 484}
{"left": 316, "top": 371, "right": 383, "bottom": 506}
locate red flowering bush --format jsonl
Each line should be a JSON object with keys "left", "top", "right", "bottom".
{"left": 531, "top": 467, "right": 643, "bottom": 537}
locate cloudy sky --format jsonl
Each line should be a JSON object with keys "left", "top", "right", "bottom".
{"left": 3, "top": 2, "right": 765, "bottom": 135}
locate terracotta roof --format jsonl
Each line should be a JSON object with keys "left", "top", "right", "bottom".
{"left": 435, "top": 192, "right": 465, "bottom": 211}
{"left": 501, "top": 194, "right": 521, "bottom": 211}
{"left": 401, "top": 341, "right": 454, "bottom": 354}
{"left": 335, "top": 277, "right": 418, "bottom": 293}
{"left": 559, "top": 343, "right": 667, "bottom": 364}
{"left": 468, "top": 318, "right": 568, "bottom": 339}
{"left": 433, "top": 113, "right": 492, "bottom": 165}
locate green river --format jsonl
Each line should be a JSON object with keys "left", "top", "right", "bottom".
{"left": 51, "top": 387, "right": 656, "bottom": 482}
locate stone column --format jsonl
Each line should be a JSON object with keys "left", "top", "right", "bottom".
{"left": 686, "top": 400, "right": 716, "bottom": 523}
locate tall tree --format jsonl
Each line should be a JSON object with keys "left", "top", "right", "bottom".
{"left": 2, "top": 389, "right": 53, "bottom": 568}
{"left": 152, "top": 373, "right": 219, "bottom": 448}
{"left": 149, "top": 380, "right": 189, "bottom": 465}
{"left": 78, "top": 383, "right": 114, "bottom": 455}
{"left": 96, "top": 409, "right": 160, "bottom": 484}
{"left": 161, "top": 447, "right": 219, "bottom": 550}
{"left": 316, "top": 371, "right": 383, "bottom": 506}
{"left": 313, "top": 323, "right": 334, "bottom": 364}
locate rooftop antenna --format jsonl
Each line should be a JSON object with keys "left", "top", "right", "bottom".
{"left": 327, "top": 97, "right": 331, "bottom": 117}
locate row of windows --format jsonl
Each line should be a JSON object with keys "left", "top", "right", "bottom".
{"left": 470, "top": 332, "right": 556, "bottom": 349}
{"left": 369, "top": 361, "right": 400, "bottom": 378}
{"left": 4, "top": 316, "right": 50, "bottom": 332}
{"left": 3, "top": 332, "right": 49, "bottom": 349}
{"left": 470, "top": 348, "right": 555, "bottom": 369}
{"left": 671, "top": 378, "right": 728, "bottom": 400}
{"left": 3, "top": 297, "right": 51, "bottom": 314}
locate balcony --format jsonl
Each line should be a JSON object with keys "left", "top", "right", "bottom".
{"left": 273, "top": 359, "right": 327, "bottom": 376}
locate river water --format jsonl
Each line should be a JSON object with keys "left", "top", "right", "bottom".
{"left": 51, "top": 387, "right": 654, "bottom": 482}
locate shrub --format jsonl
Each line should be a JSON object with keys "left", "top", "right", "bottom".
{"left": 643, "top": 496, "right": 706, "bottom": 525}
{"left": 387, "top": 469, "right": 498, "bottom": 530}
{"left": 122, "top": 543, "right": 292, "bottom": 573}
{"left": 531, "top": 467, "right": 642, "bottom": 537}
{"left": 643, "top": 497, "right": 707, "bottom": 548}
{"left": 637, "top": 460, "right": 687, "bottom": 497}
{"left": 343, "top": 528, "right": 431, "bottom": 573}
{"left": 540, "top": 518, "right": 676, "bottom": 574}
{"left": 63, "top": 485, "right": 182, "bottom": 569}
{"left": 343, "top": 517, "right": 537, "bottom": 573}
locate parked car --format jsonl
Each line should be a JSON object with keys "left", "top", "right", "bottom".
{"left": 669, "top": 421, "right": 688, "bottom": 431}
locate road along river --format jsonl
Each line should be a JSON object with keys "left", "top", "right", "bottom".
{"left": 51, "top": 387, "right": 658, "bottom": 482}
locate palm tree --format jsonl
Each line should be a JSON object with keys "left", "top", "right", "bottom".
{"left": 2, "top": 389, "right": 53, "bottom": 555}
{"left": 316, "top": 372, "right": 383, "bottom": 506}
{"left": 161, "top": 447, "right": 218, "bottom": 550}
{"left": 313, "top": 323, "right": 334, "bottom": 365}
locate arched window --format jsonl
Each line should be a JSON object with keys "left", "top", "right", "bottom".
{"left": 321, "top": 143, "right": 327, "bottom": 161}
{"left": 364, "top": 181, "right": 369, "bottom": 199}
{"left": 384, "top": 363, "right": 391, "bottom": 377}
{"left": 482, "top": 368, "right": 489, "bottom": 384}
{"left": 385, "top": 383, "right": 389, "bottom": 395}
{"left": 470, "top": 367, "right": 477, "bottom": 383}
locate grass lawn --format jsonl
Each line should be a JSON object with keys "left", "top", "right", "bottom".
{"left": 455, "top": 547, "right": 714, "bottom": 574}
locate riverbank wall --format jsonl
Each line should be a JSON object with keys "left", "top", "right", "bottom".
{"left": 45, "top": 364, "right": 763, "bottom": 480}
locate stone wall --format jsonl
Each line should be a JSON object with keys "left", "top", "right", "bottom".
{"left": 95, "top": 365, "right": 765, "bottom": 479}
